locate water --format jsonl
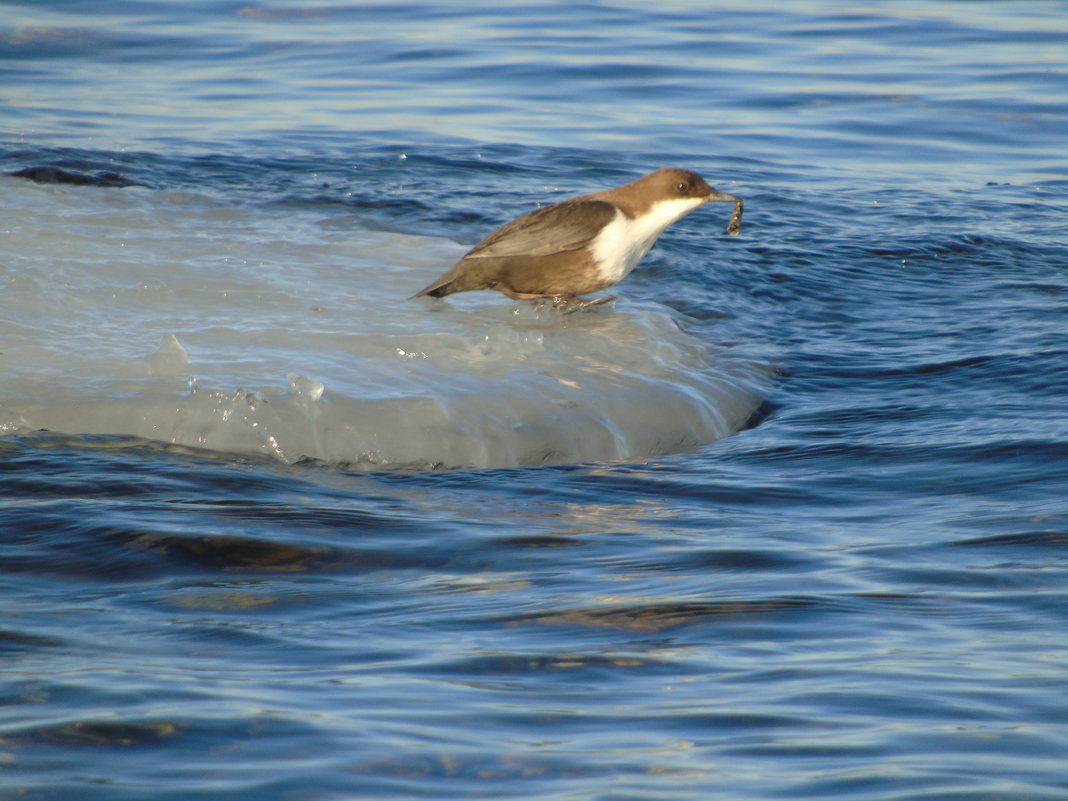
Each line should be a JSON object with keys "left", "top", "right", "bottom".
{"left": 2, "top": 2, "right": 1066, "bottom": 799}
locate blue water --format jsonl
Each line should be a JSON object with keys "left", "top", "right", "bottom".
{"left": 2, "top": 2, "right": 1067, "bottom": 799}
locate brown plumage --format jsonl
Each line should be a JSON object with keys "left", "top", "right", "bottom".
{"left": 413, "top": 167, "right": 742, "bottom": 306}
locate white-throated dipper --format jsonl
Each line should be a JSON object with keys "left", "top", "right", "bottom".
{"left": 413, "top": 167, "right": 743, "bottom": 308}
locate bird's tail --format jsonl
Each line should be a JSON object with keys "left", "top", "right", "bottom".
{"left": 410, "top": 276, "right": 456, "bottom": 299}
{"left": 411, "top": 256, "right": 496, "bottom": 300}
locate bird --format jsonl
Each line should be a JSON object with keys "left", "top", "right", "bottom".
{"left": 412, "top": 167, "right": 743, "bottom": 309}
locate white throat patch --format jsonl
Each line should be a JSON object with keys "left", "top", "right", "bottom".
{"left": 590, "top": 196, "right": 706, "bottom": 284}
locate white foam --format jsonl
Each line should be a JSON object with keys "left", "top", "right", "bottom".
{"left": 0, "top": 177, "right": 767, "bottom": 469}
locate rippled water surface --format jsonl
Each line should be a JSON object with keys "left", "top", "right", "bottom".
{"left": 2, "top": 2, "right": 1067, "bottom": 800}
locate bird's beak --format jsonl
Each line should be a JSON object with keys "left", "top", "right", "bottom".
{"left": 704, "top": 188, "right": 740, "bottom": 204}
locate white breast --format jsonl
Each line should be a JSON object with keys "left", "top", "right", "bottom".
{"left": 589, "top": 196, "right": 707, "bottom": 285}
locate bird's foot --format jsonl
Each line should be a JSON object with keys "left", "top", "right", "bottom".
{"left": 544, "top": 295, "right": 615, "bottom": 312}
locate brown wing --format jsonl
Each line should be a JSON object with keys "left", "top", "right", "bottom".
{"left": 463, "top": 199, "right": 617, "bottom": 260}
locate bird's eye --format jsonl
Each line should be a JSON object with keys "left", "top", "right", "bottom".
{"left": 676, "top": 181, "right": 687, "bottom": 193}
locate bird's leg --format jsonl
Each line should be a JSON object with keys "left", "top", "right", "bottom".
{"left": 504, "top": 290, "right": 615, "bottom": 312}
{"left": 549, "top": 295, "right": 615, "bottom": 312}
